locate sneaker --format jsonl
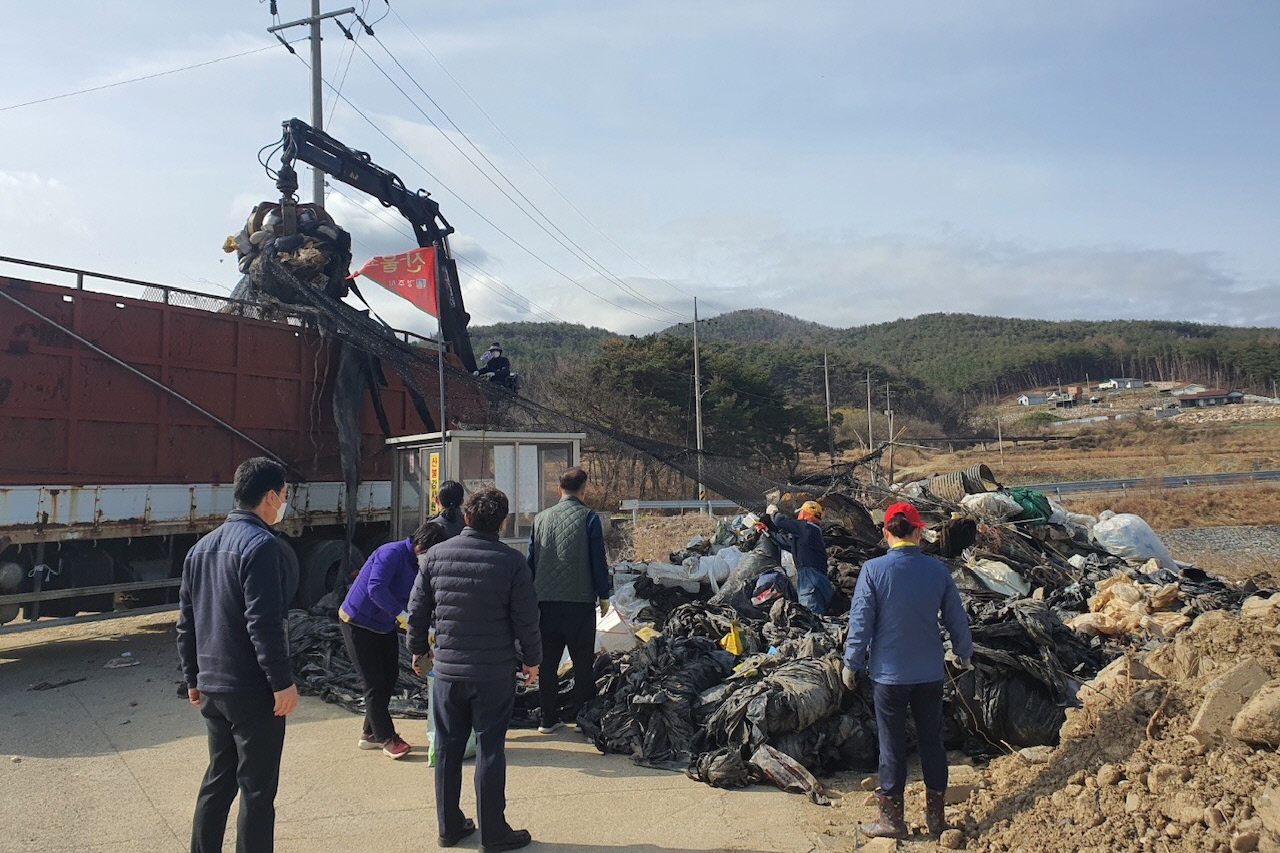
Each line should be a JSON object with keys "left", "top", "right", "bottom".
{"left": 357, "top": 734, "right": 383, "bottom": 750}
{"left": 382, "top": 735, "right": 411, "bottom": 759}
{"left": 537, "top": 721, "right": 565, "bottom": 734}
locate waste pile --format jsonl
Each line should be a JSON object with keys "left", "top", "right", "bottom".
{"left": 283, "top": 465, "right": 1262, "bottom": 815}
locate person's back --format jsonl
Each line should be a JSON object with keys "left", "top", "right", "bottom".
{"left": 850, "top": 547, "right": 963, "bottom": 684}
{"left": 843, "top": 502, "right": 973, "bottom": 843}
{"left": 405, "top": 488, "right": 541, "bottom": 852}
{"left": 430, "top": 480, "right": 466, "bottom": 539}
{"left": 526, "top": 467, "right": 610, "bottom": 734}
{"left": 417, "top": 529, "right": 538, "bottom": 680}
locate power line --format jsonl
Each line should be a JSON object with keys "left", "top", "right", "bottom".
{"left": 386, "top": 5, "right": 717, "bottom": 309}
{"left": 359, "top": 29, "right": 688, "bottom": 323}
{"left": 0, "top": 42, "right": 297, "bottom": 113}
{"left": 285, "top": 48, "right": 673, "bottom": 327}
{"left": 342, "top": 34, "right": 680, "bottom": 325}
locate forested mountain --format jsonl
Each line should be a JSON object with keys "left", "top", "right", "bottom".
{"left": 472, "top": 310, "right": 1280, "bottom": 409}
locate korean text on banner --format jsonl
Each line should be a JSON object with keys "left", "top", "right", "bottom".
{"left": 352, "top": 247, "right": 438, "bottom": 317}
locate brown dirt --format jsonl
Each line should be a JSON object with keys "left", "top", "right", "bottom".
{"left": 950, "top": 607, "right": 1280, "bottom": 852}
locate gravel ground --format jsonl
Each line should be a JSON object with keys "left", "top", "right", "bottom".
{"left": 1160, "top": 525, "right": 1280, "bottom": 559}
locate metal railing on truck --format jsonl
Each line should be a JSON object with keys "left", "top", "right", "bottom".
{"left": 0, "top": 255, "right": 436, "bottom": 346}
{"left": 619, "top": 499, "right": 742, "bottom": 522}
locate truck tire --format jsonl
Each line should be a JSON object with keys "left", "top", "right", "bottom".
{"left": 297, "top": 539, "right": 364, "bottom": 608}
{"left": 277, "top": 536, "right": 300, "bottom": 608}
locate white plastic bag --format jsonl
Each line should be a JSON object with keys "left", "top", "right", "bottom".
{"left": 1091, "top": 511, "right": 1176, "bottom": 569}
{"left": 960, "top": 492, "right": 1023, "bottom": 522}
{"left": 966, "top": 558, "right": 1031, "bottom": 598}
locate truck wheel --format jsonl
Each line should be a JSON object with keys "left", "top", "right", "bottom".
{"left": 297, "top": 539, "right": 364, "bottom": 608}
{"left": 276, "top": 536, "right": 300, "bottom": 608}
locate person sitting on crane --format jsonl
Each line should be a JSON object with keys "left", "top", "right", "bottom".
{"left": 475, "top": 343, "right": 511, "bottom": 384}
{"left": 766, "top": 500, "right": 835, "bottom": 615}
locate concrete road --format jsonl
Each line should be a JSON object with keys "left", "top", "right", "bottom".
{"left": 0, "top": 612, "right": 845, "bottom": 853}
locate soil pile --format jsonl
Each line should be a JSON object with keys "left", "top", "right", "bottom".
{"left": 953, "top": 600, "right": 1280, "bottom": 852}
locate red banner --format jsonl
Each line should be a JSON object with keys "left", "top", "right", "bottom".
{"left": 352, "top": 247, "right": 438, "bottom": 317}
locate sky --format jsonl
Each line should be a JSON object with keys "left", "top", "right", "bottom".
{"left": 1, "top": 1, "right": 1277, "bottom": 339}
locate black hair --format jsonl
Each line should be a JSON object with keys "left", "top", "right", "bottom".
{"left": 233, "top": 457, "right": 287, "bottom": 510}
{"left": 884, "top": 513, "right": 917, "bottom": 539}
{"left": 559, "top": 466, "right": 588, "bottom": 493}
{"left": 411, "top": 521, "right": 449, "bottom": 554}
{"left": 463, "top": 487, "right": 509, "bottom": 534}
{"left": 436, "top": 480, "right": 465, "bottom": 524}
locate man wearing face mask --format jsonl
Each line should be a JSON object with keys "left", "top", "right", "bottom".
{"left": 177, "top": 457, "right": 299, "bottom": 853}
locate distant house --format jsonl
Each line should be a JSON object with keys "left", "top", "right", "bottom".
{"left": 1065, "top": 385, "right": 1085, "bottom": 397}
{"left": 1177, "top": 389, "right": 1245, "bottom": 408}
{"left": 1018, "top": 393, "right": 1051, "bottom": 406}
{"left": 1099, "top": 378, "right": 1145, "bottom": 390}
{"left": 1053, "top": 395, "right": 1078, "bottom": 409}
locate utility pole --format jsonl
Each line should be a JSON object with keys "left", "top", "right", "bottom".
{"left": 885, "top": 382, "right": 894, "bottom": 485}
{"left": 866, "top": 369, "right": 874, "bottom": 451}
{"left": 692, "top": 298, "right": 705, "bottom": 503}
{"left": 824, "top": 351, "right": 835, "bottom": 466}
{"left": 268, "top": 1, "right": 357, "bottom": 208}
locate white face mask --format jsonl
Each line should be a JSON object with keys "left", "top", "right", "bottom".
{"left": 274, "top": 495, "right": 288, "bottom": 525}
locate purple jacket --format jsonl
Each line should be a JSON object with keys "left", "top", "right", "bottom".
{"left": 341, "top": 538, "right": 418, "bottom": 634}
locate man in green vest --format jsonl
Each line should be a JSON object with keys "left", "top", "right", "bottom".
{"left": 527, "top": 466, "right": 611, "bottom": 734}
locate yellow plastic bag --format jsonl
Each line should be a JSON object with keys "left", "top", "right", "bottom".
{"left": 719, "top": 620, "right": 745, "bottom": 656}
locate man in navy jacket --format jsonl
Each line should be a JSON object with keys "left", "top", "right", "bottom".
{"left": 843, "top": 502, "right": 973, "bottom": 840}
{"left": 177, "top": 457, "right": 298, "bottom": 853}
{"left": 407, "top": 487, "right": 542, "bottom": 852}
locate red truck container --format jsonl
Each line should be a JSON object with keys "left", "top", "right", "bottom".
{"left": 0, "top": 259, "right": 476, "bottom": 624}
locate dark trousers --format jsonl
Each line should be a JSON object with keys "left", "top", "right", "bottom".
{"left": 537, "top": 601, "right": 597, "bottom": 726}
{"left": 432, "top": 675, "right": 516, "bottom": 846}
{"left": 191, "top": 691, "right": 286, "bottom": 853}
{"left": 872, "top": 680, "right": 947, "bottom": 797}
{"left": 339, "top": 620, "right": 401, "bottom": 742}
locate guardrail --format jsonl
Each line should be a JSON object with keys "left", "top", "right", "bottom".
{"left": 619, "top": 499, "right": 743, "bottom": 521}
{"left": 1023, "top": 469, "right": 1280, "bottom": 497}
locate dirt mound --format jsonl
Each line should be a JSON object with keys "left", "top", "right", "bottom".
{"left": 954, "top": 604, "right": 1280, "bottom": 852}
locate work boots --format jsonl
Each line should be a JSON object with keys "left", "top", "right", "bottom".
{"left": 861, "top": 790, "right": 909, "bottom": 839}
{"left": 925, "top": 788, "right": 947, "bottom": 837}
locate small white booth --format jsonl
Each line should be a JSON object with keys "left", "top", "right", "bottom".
{"left": 387, "top": 430, "right": 585, "bottom": 548}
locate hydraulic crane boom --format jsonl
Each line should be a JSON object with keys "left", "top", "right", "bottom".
{"left": 278, "top": 117, "right": 478, "bottom": 373}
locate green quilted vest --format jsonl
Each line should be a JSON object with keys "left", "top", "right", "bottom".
{"left": 532, "top": 496, "right": 595, "bottom": 603}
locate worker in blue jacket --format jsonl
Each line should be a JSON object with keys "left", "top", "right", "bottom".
{"left": 766, "top": 500, "right": 834, "bottom": 614}
{"left": 843, "top": 502, "right": 973, "bottom": 841}
{"left": 339, "top": 521, "right": 450, "bottom": 758}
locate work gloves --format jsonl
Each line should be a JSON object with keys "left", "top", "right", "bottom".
{"left": 841, "top": 667, "right": 859, "bottom": 691}
{"left": 599, "top": 599, "right": 610, "bottom": 618}
{"left": 766, "top": 504, "right": 779, "bottom": 517}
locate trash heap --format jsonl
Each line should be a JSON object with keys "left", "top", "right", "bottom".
{"left": 283, "top": 465, "right": 1262, "bottom": 814}
{"left": 585, "top": 473, "right": 1255, "bottom": 804}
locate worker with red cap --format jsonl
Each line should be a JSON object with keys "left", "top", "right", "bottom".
{"left": 843, "top": 502, "right": 974, "bottom": 841}
{"left": 765, "top": 499, "right": 834, "bottom": 614}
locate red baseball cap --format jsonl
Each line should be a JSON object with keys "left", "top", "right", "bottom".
{"left": 882, "top": 502, "right": 926, "bottom": 529}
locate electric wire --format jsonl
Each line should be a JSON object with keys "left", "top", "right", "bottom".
{"left": 360, "top": 29, "right": 688, "bottom": 323}
{"left": 283, "top": 48, "right": 672, "bottom": 326}
{"left": 386, "top": 5, "right": 720, "bottom": 309}
{"left": 0, "top": 42, "right": 299, "bottom": 113}
{"left": 341, "top": 35, "right": 679, "bottom": 325}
